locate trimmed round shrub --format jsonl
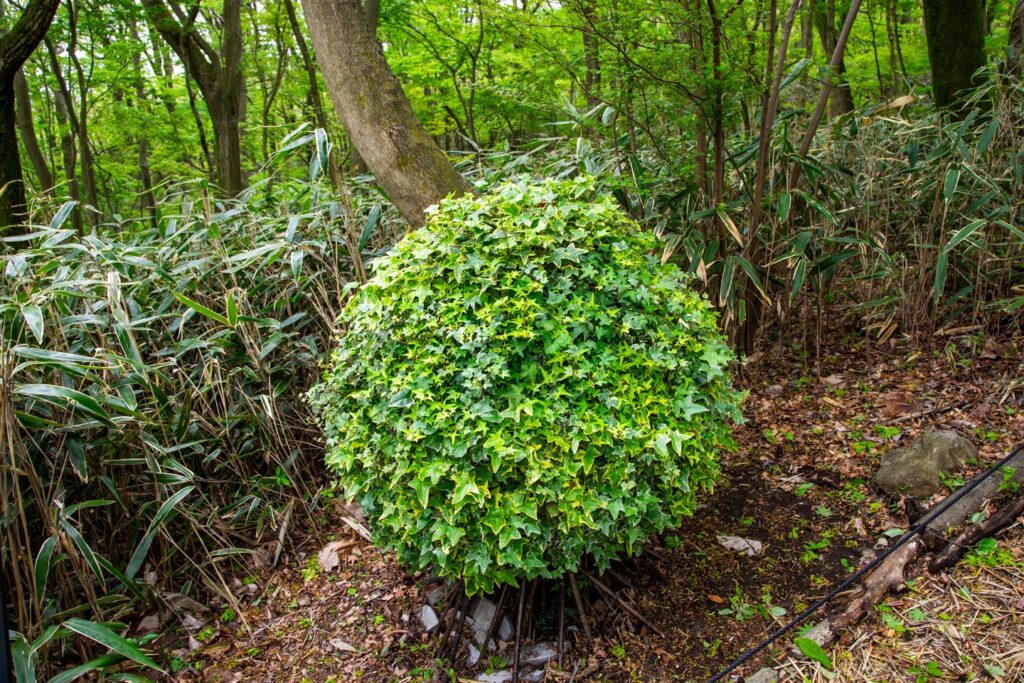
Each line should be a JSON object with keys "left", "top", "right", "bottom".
{"left": 310, "top": 177, "right": 743, "bottom": 595}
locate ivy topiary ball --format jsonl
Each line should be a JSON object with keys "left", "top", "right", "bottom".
{"left": 309, "top": 177, "right": 743, "bottom": 595}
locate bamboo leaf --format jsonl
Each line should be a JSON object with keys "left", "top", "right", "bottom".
{"left": 172, "top": 291, "right": 231, "bottom": 326}
{"left": 35, "top": 536, "right": 59, "bottom": 600}
{"left": 716, "top": 208, "right": 744, "bottom": 247}
{"left": 126, "top": 486, "right": 195, "bottom": 580}
{"left": 777, "top": 192, "right": 791, "bottom": 223}
{"left": 933, "top": 250, "right": 948, "bottom": 301}
{"left": 943, "top": 167, "right": 961, "bottom": 201}
{"left": 22, "top": 304, "right": 45, "bottom": 344}
{"left": 62, "top": 618, "right": 164, "bottom": 673}
{"left": 941, "top": 219, "right": 985, "bottom": 253}
{"left": 48, "top": 653, "right": 125, "bottom": 683}
{"left": 14, "top": 384, "right": 115, "bottom": 427}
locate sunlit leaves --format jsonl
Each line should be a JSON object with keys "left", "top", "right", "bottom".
{"left": 310, "top": 177, "right": 743, "bottom": 595}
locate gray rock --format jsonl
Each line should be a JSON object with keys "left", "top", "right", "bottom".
{"left": 799, "top": 619, "right": 832, "bottom": 647}
{"left": 419, "top": 604, "right": 439, "bottom": 633}
{"left": 426, "top": 585, "right": 448, "bottom": 607}
{"left": 745, "top": 668, "right": 778, "bottom": 683}
{"left": 467, "top": 643, "right": 481, "bottom": 667}
{"left": 472, "top": 597, "right": 499, "bottom": 627}
{"left": 874, "top": 430, "right": 976, "bottom": 498}
{"left": 518, "top": 642, "right": 557, "bottom": 667}
{"left": 498, "top": 616, "right": 514, "bottom": 641}
{"left": 477, "top": 671, "right": 542, "bottom": 683}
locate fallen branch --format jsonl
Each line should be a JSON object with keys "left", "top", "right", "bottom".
{"left": 826, "top": 448, "right": 1024, "bottom": 637}
{"left": 876, "top": 401, "right": 968, "bottom": 425}
{"left": 929, "top": 492, "right": 1024, "bottom": 573}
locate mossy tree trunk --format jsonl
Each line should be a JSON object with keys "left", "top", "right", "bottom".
{"left": 299, "top": 0, "right": 469, "bottom": 228}
{"left": 923, "top": 0, "right": 988, "bottom": 112}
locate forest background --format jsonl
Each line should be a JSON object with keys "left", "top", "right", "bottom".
{"left": 1, "top": 0, "right": 1023, "bottom": 678}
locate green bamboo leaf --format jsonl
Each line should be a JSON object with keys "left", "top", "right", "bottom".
{"left": 226, "top": 291, "right": 238, "bottom": 327}
{"left": 11, "top": 633, "right": 36, "bottom": 683}
{"left": 359, "top": 204, "right": 382, "bottom": 250}
{"left": 790, "top": 258, "right": 807, "bottom": 303}
{"left": 172, "top": 291, "right": 231, "bottom": 326}
{"left": 794, "top": 637, "right": 833, "bottom": 669}
{"left": 941, "top": 219, "right": 985, "bottom": 253}
{"left": 943, "top": 167, "right": 961, "bottom": 201}
{"left": 14, "top": 384, "right": 115, "bottom": 427}
{"left": 126, "top": 486, "right": 195, "bottom": 580}
{"left": 62, "top": 618, "right": 164, "bottom": 673}
{"left": 933, "top": 250, "right": 948, "bottom": 301}
{"left": 22, "top": 304, "right": 45, "bottom": 344}
{"left": 792, "top": 189, "right": 837, "bottom": 224}
{"left": 59, "top": 520, "right": 104, "bottom": 580}
{"left": 35, "top": 536, "right": 59, "bottom": 600}
{"left": 975, "top": 118, "right": 1000, "bottom": 156}
{"left": 777, "top": 192, "right": 791, "bottom": 223}
{"left": 50, "top": 200, "right": 77, "bottom": 230}
{"left": 48, "top": 653, "right": 125, "bottom": 683}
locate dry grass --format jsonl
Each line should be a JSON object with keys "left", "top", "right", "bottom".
{"left": 776, "top": 524, "right": 1024, "bottom": 682}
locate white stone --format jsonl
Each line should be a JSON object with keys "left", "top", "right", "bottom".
{"left": 420, "top": 604, "right": 439, "bottom": 633}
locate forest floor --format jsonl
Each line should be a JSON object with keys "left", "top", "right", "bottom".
{"left": 177, "top": 328, "right": 1024, "bottom": 683}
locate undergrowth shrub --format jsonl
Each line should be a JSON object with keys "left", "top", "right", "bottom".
{"left": 0, "top": 151, "right": 398, "bottom": 678}
{"left": 311, "top": 177, "right": 744, "bottom": 595}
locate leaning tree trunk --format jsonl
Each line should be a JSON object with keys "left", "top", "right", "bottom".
{"left": 923, "top": 0, "right": 987, "bottom": 112}
{"left": 1009, "top": 0, "right": 1024, "bottom": 76}
{"left": 14, "top": 69, "right": 54, "bottom": 195}
{"left": 0, "top": 0, "right": 61, "bottom": 232}
{"left": 299, "top": 0, "right": 469, "bottom": 227}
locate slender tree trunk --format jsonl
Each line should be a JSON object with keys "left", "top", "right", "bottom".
{"left": 866, "top": 4, "right": 885, "bottom": 97}
{"left": 0, "top": 0, "right": 61, "bottom": 232}
{"left": 705, "top": 0, "right": 727, "bottom": 266}
{"left": 128, "top": 20, "right": 157, "bottom": 229}
{"left": 52, "top": 88, "right": 82, "bottom": 232}
{"left": 13, "top": 69, "right": 53, "bottom": 194}
{"left": 299, "top": 0, "right": 469, "bottom": 227}
{"left": 581, "top": 0, "right": 601, "bottom": 108}
{"left": 743, "top": 0, "right": 803, "bottom": 352}
{"left": 283, "top": 0, "right": 329, "bottom": 131}
{"left": 790, "top": 0, "right": 862, "bottom": 189}
{"left": 142, "top": 0, "right": 246, "bottom": 196}
{"left": 44, "top": 35, "right": 98, "bottom": 225}
{"left": 1008, "top": 0, "right": 1024, "bottom": 76}
{"left": 815, "top": 0, "right": 855, "bottom": 116}
{"left": 923, "top": 0, "right": 987, "bottom": 112}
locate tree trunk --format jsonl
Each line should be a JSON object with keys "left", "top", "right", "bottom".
{"left": 283, "top": 0, "right": 330, "bottom": 131}
{"left": 142, "top": 0, "right": 246, "bottom": 196}
{"left": 814, "top": 0, "right": 855, "bottom": 116}
{"left": 0, "top": 0, "right": 61, "bottom": 232}
{"left": 581, "top": 0, "right": 601, "bottom": 109}
{"left": 13, "top": 69, "right": 53, "bottom": 194}
{"left": 300, "top": 0, "right": 469, "bottom": 227}
{"left": 1009, "top": 0, "right": 1024, "bottom": 76}
{"left": 923, "top": 0, "right": 987, "bottom": 112}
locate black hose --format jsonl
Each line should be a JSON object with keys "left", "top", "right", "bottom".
{"left": 706, "top": 440, "right": 1024, "bottom": 683}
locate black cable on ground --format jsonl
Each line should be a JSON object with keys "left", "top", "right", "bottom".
{"left": 706, "top": 440, "right": 1024, "bottom": 683}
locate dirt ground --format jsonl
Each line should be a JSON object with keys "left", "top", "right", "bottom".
{"left": 179, "top": 330, "right": 1024, "bottom": 682}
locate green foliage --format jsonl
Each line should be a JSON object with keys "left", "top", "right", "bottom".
{"left": 0, "top": 152, "right": 387, "bottom": 676}
{"left": 794, "top": 637, "right": 834, "bottom": 670}
{"left": 311, "top": 177, "right": 743, "bottom": 594}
